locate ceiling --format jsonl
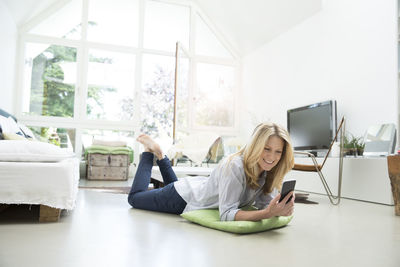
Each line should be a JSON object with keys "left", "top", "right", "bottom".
{"left": 1, "top": 0, "right": 58, "bottom": 26}
{"left": 192, "top": 0, "right": 321, "bottom": 56}
{"left": 1, "top": 0, "right": 322, "bottom": 57}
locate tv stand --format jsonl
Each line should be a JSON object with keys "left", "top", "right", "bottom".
{"left": 289, "top": 156, "right": 393, "bottom": 205}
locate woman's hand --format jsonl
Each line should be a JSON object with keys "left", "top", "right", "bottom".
{"left": 234, "top": 192, "right": 295, "bottom": 221}
{"left": 263, "top": 191, "right": 295, "bottom": 218}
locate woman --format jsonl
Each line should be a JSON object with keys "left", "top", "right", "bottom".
{"left": 128, "top": 122, "right": 295, "bottom": 221}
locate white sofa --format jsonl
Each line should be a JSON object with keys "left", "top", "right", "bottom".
{"left": 0, "top": 110, "right": 79, "bottom": 222}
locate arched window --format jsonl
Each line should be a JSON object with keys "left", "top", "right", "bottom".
{"left": 17, "top": 0, "right": 239, "bottom": 160}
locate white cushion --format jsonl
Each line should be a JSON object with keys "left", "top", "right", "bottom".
{"left": 0, "top": 115, "right": 23, "bottom": 135}
{"left": 0, "top": 140, "right": 75, "bottom": 162}
{"left": 0, "top": 115, "right": 36, "bottom": 139}
{"left": 92, "top": 139, "right": 127, "bottom": 147}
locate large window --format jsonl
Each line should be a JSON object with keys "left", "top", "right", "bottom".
{"left": 87, "top": 49, "right": 136, "bottom": 120}
{"left": 23, "top": 43, "right": 77, "bottom": 117}
{"left": 29, "top": 0, "right": 82, "bottom": 40}
{"left": 26, "top": 126, "right": 76, "bottom": 152}
{"left": 87, "top": 0, "right": 139, "bottom": 46}
{"left": 141, "top": 54, "right": 175, "bottom": 138}
{"left": 82, "top": 129, "right": 135, "bottom": 149}
{"left": 17, "top": 0, "right": 239, "bottom": 160}
{"left": 195, "top": 63, "right": 235, "bottom": 127}
{"left": 195, "top": 14, "right": 233, "bottom": 59}
{"left": 144, "top": 1, "right": 190, "bottom": 52}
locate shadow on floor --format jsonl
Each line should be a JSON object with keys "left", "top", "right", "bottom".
{"left": 0, "top": 204, "right": 68, "bottom": 223}
{"left": 0, "top": 204, "right": 40, "bottom": 223}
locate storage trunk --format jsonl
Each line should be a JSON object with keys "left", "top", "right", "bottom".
{"left": 87, "top": 153, "right": 129, "bottom": 180}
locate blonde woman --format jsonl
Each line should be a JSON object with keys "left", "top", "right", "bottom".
{"left": 128, "top": 123, "right": 295, "bottom": 221}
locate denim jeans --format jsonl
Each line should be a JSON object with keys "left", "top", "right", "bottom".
{"left": 128, "top": 152, "right": 187, "bottom": 214}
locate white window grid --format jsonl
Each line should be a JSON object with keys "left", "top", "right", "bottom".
{"left": 14, "top": 0, "right": 241, "bottom": 164}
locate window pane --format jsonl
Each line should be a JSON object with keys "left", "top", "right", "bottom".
{"left": 28, "top": 126, "right": 76, "bottom": 152}
{"left": 23, "top": 43, "right": 77, "bottom": 117}
{"left": 144, "top": 1, "right": 189, "bottom": 52}
{"left": 29, "top": 0, "right": 82, "bottom": 40}
{"left": 81, "top": 129, "right": 135, "bottom": 156}
{"left": 176, "top": 50, "right": 190, "bottom": 131}
{"left": 88, "top": 0, "right": 139, "bottom": 46}
{"left": 141, "top": 54, "right": 175, "bottom": 146}
{"left": 87, "top": 49, "right": 135, "bottom": 121}
{"left": 194, "top": 63, "right": 235, "bottom": 127}
{"left": 195, "top": 14, "right": 233, "bottom": 58}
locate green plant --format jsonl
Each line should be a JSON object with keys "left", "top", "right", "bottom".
{"left": 356, "top": 139, "right": 365, "bottom": 150}
{"left": 343, "top": 133, "right": 365, "bottom": 156}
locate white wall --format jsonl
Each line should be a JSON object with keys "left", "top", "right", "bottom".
{"left": 241, "top": 0, "right": 398, "bottom": 142}
{"left": 0, "top": 1, "right": 17, "bottom": 114}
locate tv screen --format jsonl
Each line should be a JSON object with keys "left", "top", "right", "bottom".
{"left": 287, "top": 100, "right": 337, "bottom": 151}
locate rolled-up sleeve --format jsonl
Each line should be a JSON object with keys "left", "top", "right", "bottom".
{"left": 218, "top": 161, "right": 246, "bottom": 221}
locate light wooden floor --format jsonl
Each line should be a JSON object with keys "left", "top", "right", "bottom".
{"left": 0, "top": 189, "right": 399, "bottom": 267}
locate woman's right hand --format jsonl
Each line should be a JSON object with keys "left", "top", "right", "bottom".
{"left": 263, "top": 192, "right": 295, "bottom": 218}
{"left": 234, "top": 192, "right": 295, "bottom": 221}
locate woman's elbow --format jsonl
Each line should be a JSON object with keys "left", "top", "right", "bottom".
{"left": 219, "top": 210, "right": 236, "bottom": 221}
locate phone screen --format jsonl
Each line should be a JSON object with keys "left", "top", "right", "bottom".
{"left": 279, "top": 180, "right": 296, "bottom": 203}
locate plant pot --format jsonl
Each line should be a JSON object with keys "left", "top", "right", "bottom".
{"left": 344, "top": 148, "right": 357, "bottom": 156}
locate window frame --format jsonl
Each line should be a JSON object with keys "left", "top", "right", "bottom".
{"left": 14, "top": 0, "right": 241, "bottom": 163}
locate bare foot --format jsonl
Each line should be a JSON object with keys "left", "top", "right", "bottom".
{"left": 136, "top": 134, "right": 163, "bottom": 160}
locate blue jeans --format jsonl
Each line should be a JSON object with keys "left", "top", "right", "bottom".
{"left": 128, "top": 152, "right": 187, "bottom": 214}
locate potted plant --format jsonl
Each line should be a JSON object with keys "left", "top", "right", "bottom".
{"left": 343, "top": 133, "right": 364, "bottom": 156}
{"left": 343, "top": 134, "right": 356, "bottom": 156}
{"left": 356, "top": 138, "right": 365, "bottom": 156}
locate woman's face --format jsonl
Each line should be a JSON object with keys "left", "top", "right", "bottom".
{"left": 258, "top": 135, "right": 284, "bottom": 172}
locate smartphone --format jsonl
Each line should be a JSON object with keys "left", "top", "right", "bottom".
{"left": 279, "top": 180, "right": 296, "bottom": 203}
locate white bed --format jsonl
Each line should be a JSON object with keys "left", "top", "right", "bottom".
{"left": 0, "top": 158, "right": 79, "bottom": 210}
{"left": 0, "top": 140, "right": 80, "bottom": 221}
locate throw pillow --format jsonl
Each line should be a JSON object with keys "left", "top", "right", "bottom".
{"left": 0, "top": 108, "right": 17, "bottom": 122}
{"left": 3, "top": 133, "right": 26, "bottom": 140}
{"left": 0, "top": 115, "right": 23, "bottom": 136}
{"left": 0, "top": 115, "right": 36, "bottom": 139}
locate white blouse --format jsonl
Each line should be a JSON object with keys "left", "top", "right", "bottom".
{"left": 174, "top": 155, "right": 278, "bottom": 221}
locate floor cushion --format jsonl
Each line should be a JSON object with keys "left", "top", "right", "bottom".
{"left": 181, "top": 208, "right": 293, "bottom": 234}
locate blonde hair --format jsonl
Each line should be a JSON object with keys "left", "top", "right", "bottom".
{"left": 229, "top": 123, "right": 294, "bottom": 193}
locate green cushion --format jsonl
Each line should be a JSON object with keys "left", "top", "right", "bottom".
{"left": 181, "top": 209, "right": 293, "bottom": 234}
{"left": 84, "top": 145, "right": 134, "bottom": 163}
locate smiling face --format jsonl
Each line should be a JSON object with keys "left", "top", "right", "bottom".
{"left": 257, "top": 135, "right": 284, "bottom": 173}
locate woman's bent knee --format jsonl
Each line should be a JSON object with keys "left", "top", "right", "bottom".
{"left": 128, "top": 192, "right": 149, "bottom": 210}
{"left": 127, "top": 193, "right": 137, "bottom": 208}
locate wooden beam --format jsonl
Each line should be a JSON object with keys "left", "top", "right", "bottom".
{"left": 39, "top": 205, "right": 61, "bottom": 222}
{"left": 387, "top": 155, "right": 400, "bottom": 216}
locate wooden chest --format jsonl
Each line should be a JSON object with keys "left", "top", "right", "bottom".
{"left": 87, "top": 153, "right": 129, "bottom": 181}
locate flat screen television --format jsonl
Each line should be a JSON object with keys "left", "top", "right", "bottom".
{"left": 287, "top": 100, "right": 337, "bottom": 151}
